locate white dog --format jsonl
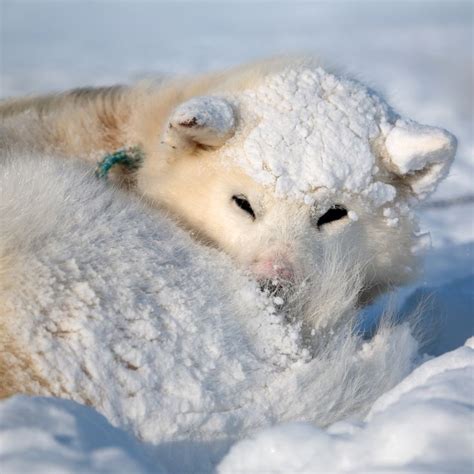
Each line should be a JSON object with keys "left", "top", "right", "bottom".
{"left": 0, "top": 58, "right": 455, "bottom": 399}
{"left": 0, "top": 58, "right": 456, "bottom": 470}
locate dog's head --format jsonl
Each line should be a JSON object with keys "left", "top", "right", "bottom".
{"left": 137, "top": 63, "right": 456, "bottom": 324}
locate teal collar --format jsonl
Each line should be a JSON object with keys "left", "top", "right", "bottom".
{"left": 96, "top": 146, "right": 144, "bottom": 180}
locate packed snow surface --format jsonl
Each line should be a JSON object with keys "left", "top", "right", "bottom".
{"left": 0, "top": 396, "right": 158, "bottom": 474}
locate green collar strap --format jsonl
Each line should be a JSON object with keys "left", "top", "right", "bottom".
{"left": 96, "top": 146, "right": 144, "bottom": 180}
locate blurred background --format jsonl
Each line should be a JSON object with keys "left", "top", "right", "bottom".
{"left": 1, "top": 1, "right": 473, "bottom": 316}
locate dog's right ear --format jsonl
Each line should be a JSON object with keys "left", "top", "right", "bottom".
{"left": 162, "top": 96, "right": 236, "bottom": 153}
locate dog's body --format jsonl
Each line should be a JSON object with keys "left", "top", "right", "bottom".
{"left": 0, "top": 156, "right": 421, "bottom": 461}
{"left": 0, "top": 58, "right": 456, "bottom": 404}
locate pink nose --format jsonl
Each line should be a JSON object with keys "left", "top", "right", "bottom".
{"left": 252, "top": 259, "right": 294, "bottom": 282}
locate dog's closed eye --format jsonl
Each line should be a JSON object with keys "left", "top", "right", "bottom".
{"left": 317, "top": 205, "right": 348, "bottom": 228}
{"left": 232, "top": 195, "right": 256, "bottom": 220}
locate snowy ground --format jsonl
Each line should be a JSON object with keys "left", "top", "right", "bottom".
{"left": 1, "top": 1, "right": 473, "bottom": 473}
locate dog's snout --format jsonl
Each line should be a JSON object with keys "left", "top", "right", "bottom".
{"left": 252, "top": 258, "right": 294, "bottom": 283}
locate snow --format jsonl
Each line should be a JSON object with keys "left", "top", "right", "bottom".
{"left": 0, "top": 396, "right": 158, "bottom": 474}
{"left": 219, "top": 338, "right": 474, "bottom": 474}
{"left": 168, "top": 96, "right": 236, "bottom": 146}
{"left": 385, "top": 119, "right": 456, "bottom": 175}
{"left": 1, "top": 1, "right": 473, "bottom": 473}
{"left": 225, "top": 65, "right": 396, "bottom": 205}
{"left": 347, "top": 210, "right": 359, "bottom": 222}
{"left": 223, "top": 65, "right": 456, "bottom": 207}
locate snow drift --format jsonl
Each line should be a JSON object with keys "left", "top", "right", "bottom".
{"left": 0, "top": 396, "right": 159, "bottom": 474}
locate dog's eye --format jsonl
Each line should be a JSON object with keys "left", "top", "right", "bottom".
{"left": 317, "top": 205, "right": 348, "bottom": 228}
{"left": 232, "top": 195, "right": 255, "bottom": 220}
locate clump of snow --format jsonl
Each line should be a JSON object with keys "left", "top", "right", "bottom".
{"left": 218, "top": 338, "right": 474, "bottom": 474}
{"left": 383, "top": 206, "right": 399, "bottom": 227}
{"left": 0, "top": 396, "right": 158, "bottom": 474}
{"left": 222, "top": 65, "right": 455, "bottom": 215}
{"left": 347, "top": 210, "right": 359, "bottom": 222}
{"left": 225, "top": 65, "right": 397, "bottom": 207}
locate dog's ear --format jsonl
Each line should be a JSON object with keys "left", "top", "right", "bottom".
{"left": 383, "top": 119, "right": 457, "bottom": 199}
{"left": 162, "top": 96, "right": 236, "bottom": 152}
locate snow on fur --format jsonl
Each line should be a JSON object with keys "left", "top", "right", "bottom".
{"left": 222, "top": 64, "right": 456, "bottom": 209}
{"left": 225, "top": 65, "right": 393, "bottom": 205}
{"left": 0, "top": 62, "right": 459, "bottom": 473}
{"left": 1, "top": 156, "right": 423, "bottom": 472}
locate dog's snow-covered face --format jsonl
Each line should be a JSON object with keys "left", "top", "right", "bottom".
{"left": 140, "top": 157, "right": 414, "bottom": 308}
{"left": 138, "top": 65, "right": 456, "bottom": 310}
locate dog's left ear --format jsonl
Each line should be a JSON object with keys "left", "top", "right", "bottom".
{"left": 383, "top": 119, "right": 457, "bottom": 199}
{"left": 162, "top": 96, "right": 236, "bottom": 152}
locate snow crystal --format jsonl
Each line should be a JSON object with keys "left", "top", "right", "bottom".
{"left": 347, "top": 210, "right": 359, "bottom": 222}
{"left": 273, "top": 296, "right": 284, "bottom": 306}
{"left": 386, "top": 217, "right": 399, "bottom": 228}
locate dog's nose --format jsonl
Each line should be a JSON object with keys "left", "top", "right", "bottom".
{"left": 252, "top": 259, "right": 294, "bottom": 282}
{"left": 271, "top": 263, "right": 294, "bottom": 281}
